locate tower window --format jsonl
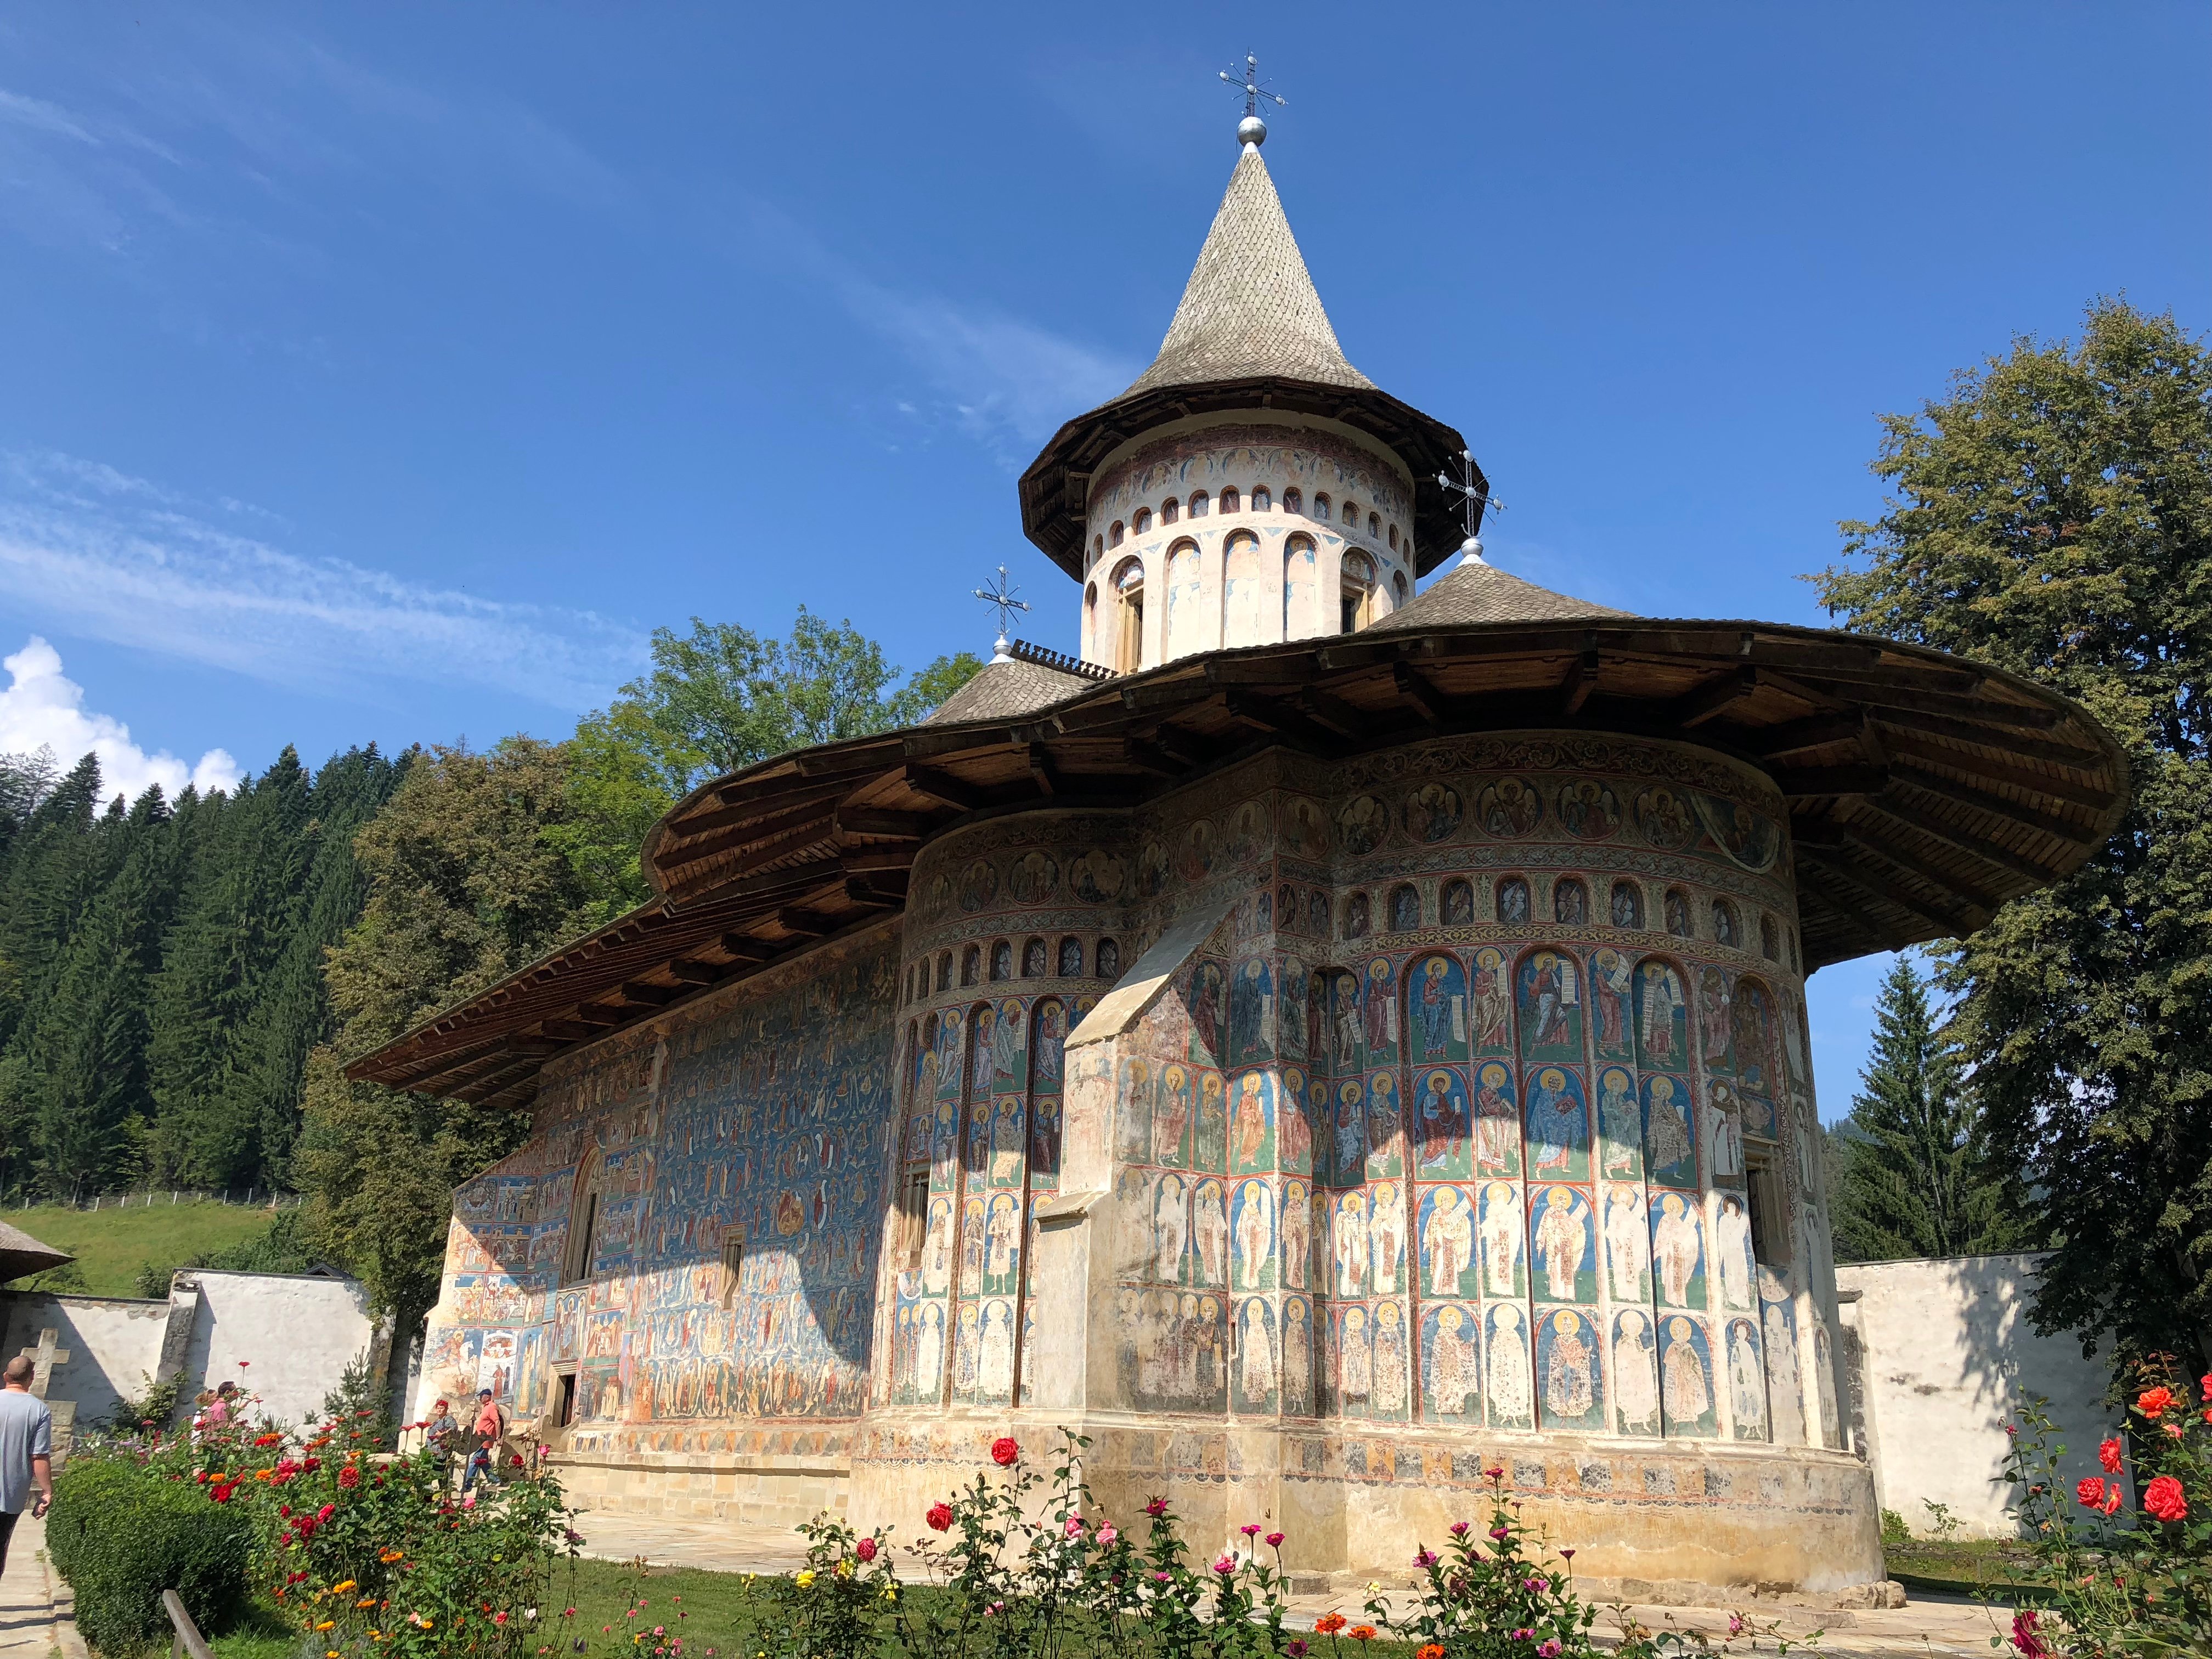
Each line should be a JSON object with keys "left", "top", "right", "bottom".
{"left": 1109, "top": 520, "right": 1125, "bottom": 548}
{"left": 1096, "top": 938, "right": 1121, "bottom": 979}
{"left": 1284, "top": 488, "right": 1302, "bottom": 514}
{"left": 1610, "top": 881, "right": 1645, "bottom": 929}
{"left": 936, "top": 951, "right": 953, "bottom": 992}
{"left": 1342, "top": 499, "right": 1358, "bottom": 525}
{"left": 1162, "top": 497, "right": 1180, "bottom": 524}
{"left": 1189, "top": 490, "right": 1210, "bottom": 517}
{"left": 1221, "top": 486, "right": 1240, "bottom": 513}
{"left": 1252, "top": 487, "right": 1271, "bottom": 511}
{"left": 1112, "top": 556, "right": 1146, "bottom": 674}
{"left": 1554, "top": 877, "right": 1588, "bottom": 926}
{"left": 990, "top": 940, "right": 1012, "bottom": 981}
{"left": 1058, "top": 936, "right": 1084, "bottom": 977}
{"left": 1093, "top": 534, "right": 1104, "bottom": 561}
{"left": 961, "top": 945, "right": 980, "bottom": 986}
{"left": 1341, "top": 551, "right": 1376, "bottom": 633}
{"left": 1134, "top": 507, "right": 1152, "bottom": 534}
{"left": 1314, "top": 492, "right": 1331, "bottom": 517}
{"left": 1387, "top": 524, "right": 1398, "bottom": 550}
{"left": 1388, "top": 884, "right": 1420, "bottom": 932}
{"left": 1369, "top": 511, "right": 1381, "bottom": 537}
{"left": 1664, "top": 890, "right": 1692, "bottom": 938}
{"left": 1712, "top": 900, "right": 1739, "bottom": 948}
{"left": 1023, "top": 938, "right": 1047, "bottom": 977}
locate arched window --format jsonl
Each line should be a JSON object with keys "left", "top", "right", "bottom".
{"left": 1058, "top": 936, "right": 1084, "bottom": 977}
{"left": 1162, "top": 497, "right": 1180, "bottom": 524}
{"left": 1223, "top": 529, "right": 1262, "bottom": 640}
{"left": 1096, "top": 938, "right": 1121, "bottom": 979}
{"left": 1092, "top": 534, "right": 1104, "bottom": 562}
{"left": 990, "top": 940, "right": 1013, "bottom": 981}
{"left": 1133, "top": 507, "right": 1153, "bottom": 535}
{"left": 1342, "top": 499, "right": 1358, "bottom": 525}
{"left": 1392, "top": 571, "right": 1408, "bottom": 607}
{"left": 1189, "top": 490, "right": 1210, "bottom": 517}
{"left": 563, "top": 1146, "right": 603, "bottom": 1285}
{"left": 1276, "top": 882, "right": 1299, "bottom": 931}
{"left": 1283, "top": 533, "right": 1316, "bottom": 636}
{"left": 1496, "top": 876, "right": 1532, "bottom": 926}
{"left": 1109, "top": 520, "right": 1125, "bottom": 548}
{"left": 961, "top": 945, "right": 981, "bottom": 986}
{"left": 1387, "top": 524, "right": 1398, "bottom": 550}
{"left": 1664, "top": 890, "right": 1692, "bottom": 938}
{"left": 1314, "top": 492, "right": 1331, "bottom": 518}
{"left": 1220, "top": 486, "right": 1240, "bottom": 513}
{"left": 1554, "top": 877, "right": 1588, "bottom": 926}
{"left": 1111, "top": 556, "right": 1146, "bottom": 675}
{"left": 1023, "top": 938, "right": 1047, "bottom": 977}
{"left": 1252, "top": 486, "right": 1272, "bottom": 511}
{"left": 1084, "top": 580, "right": 1098, "bottom": 652}
{"left": 1341, "top": 550, "right": 1376, "bottom": 633}
{"left": 1388, "top": 883, "right": 1420, "bottom": 932}
{"left": 1760, "top": 914, "right": 1780, "bottom": 961}
{"left": 1345, "top": 892, "right": 1371, "bottom": 940}
{"left": 1610, "top": 881, "right": 1644, "bottom": 929}
{"left": 1283, "top": 487, "right": 1303, "bottom": 515}
{"left": 1368, "top": 511, "right": 1381, "bottom": 537}
{"left": 1712, "top": 899, "right": 1739, "bottom": 948}
{"left": 1442, "top": 877, "right": 1475, "bottom": 926}
{"left": 936, "top": 951, "right": 953, "bottom": 992}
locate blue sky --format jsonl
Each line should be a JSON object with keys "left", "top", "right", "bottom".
{"left": 0, "top": 2, "right": 2201, "bottom": 1118}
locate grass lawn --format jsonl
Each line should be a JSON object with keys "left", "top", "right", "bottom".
{"left": 6, "top": 1200, "right": 280, "bottom": 1296}
{"left": 1883, "top": 1536, "right": 2044, "bottom": 1594}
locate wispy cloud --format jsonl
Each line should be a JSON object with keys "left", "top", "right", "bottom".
{"left": 736, "top": 200, "right": 1135, "bottom": 462}
{"left": 0, "top": 451, "right": 646, "bottom": 710}
{"left": 0, "top": 635, "right": 240, "bottom": 800}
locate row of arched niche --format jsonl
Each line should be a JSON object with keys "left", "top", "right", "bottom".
{"left": 1091, "top": 485, "right": 1409, "bottom": 561}
{"left": 903, "top": 934, "right": 1124, "bottom": 1005}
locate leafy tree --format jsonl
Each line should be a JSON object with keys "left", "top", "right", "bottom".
{"left": 1829, "top": 956, "right": 2036, "bottom": 1262}
{"left": 1812, "top": 297, "right": 2212, "bottom": 1363}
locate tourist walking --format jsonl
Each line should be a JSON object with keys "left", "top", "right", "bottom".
{"left": 422, "top": 1397, "right": 459, "bottom": 1486}
{"left": 0, "top": 1356, "right": 53, "bottom": 1579}
{"left": 461, "top": 1388, "right": 509, "bottom": 1494}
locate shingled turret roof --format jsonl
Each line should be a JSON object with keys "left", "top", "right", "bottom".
{"left": 1020, "top": 146, "right": 1475, "bottom": 582}
{"left": 1369, "top": 552, "right": 1633, "bottom": 632}
{"left": 1125, "top": 149, "right": 1373, "bottom": 397}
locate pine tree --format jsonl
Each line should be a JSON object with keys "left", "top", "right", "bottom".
{"left": 1831, "top": 956, "right": 2036, "bottom": 1262}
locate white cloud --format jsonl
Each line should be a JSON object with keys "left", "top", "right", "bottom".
{"left": 0, "top": 636, "right": 240, "bottom": 803}
{"left": 0, "top": 450, "right": 647, "bottom": 710}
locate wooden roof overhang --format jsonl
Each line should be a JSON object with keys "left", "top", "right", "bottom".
{"left": 1017, "top": 375, "right": 1479, "bottom": 581}
{"left": 350, "top": 620, "right": 2127, "bottom": 1109}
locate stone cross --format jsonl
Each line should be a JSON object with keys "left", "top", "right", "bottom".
{"left": 18, "top": 1328, "right": 69, "bottom": 1400}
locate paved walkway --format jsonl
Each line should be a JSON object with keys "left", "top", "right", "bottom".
{"left": 0, "top": 1511, "right": 87, "bottom": 1659}
{"left": 570, "top": 1508, "right": 2017, "bottom": 1657}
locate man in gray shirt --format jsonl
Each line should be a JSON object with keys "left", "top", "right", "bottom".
{"left": 0, "top": 1355, "right": 53, "bottom": 1578}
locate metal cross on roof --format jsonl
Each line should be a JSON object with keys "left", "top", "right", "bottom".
{"left": 1220, "top": 52, "right": 1285, "bottom": 148}
{"left": 1436, "top": 449, "right": 1502, "bottom": 565}
{"left": 972, "top": 566, "right": 1031, "bottom": 662}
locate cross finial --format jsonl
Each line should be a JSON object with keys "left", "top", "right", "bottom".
{"left": 1436, "top": 449, "right": 1502, "bottom": 566}
{"left": 972, "top": 566, "right": 1031, "bottom": 662}
{"left": 1218, "top": 52, "right": 1286, "bottom": 150}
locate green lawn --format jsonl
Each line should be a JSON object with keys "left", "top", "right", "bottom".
{"left": 6, "top": 1200, "right": 281, "bottom": 1297}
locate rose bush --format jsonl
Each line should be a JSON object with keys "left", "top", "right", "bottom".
{"left": 2001, "top": 1362, "right": 2212, "bottom": 1653}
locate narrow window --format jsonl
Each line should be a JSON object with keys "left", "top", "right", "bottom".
{"left": 1023, "top": 938, "right": 1047, "bottom": 977}
{"left": 1093, "top": 534, "right": 1104, "bottom": 560}
{"left": 1392, "top": 571, "right": 1408, "bottom": 607}
{"left": 1163, "top": 497, "right": 1180, "bottom": 524}
{"left": 1442, "top": 878, "right": 1474, "bottom": 926}
{"left": 1760, "top": 915, "right": 1780, "bottom": 961}
{"left": 1712, "top": 900, "right": 1739, "bottom": 948}
{"left": 1345, "top": 892, "right": 1371, "bottom": 939}
{"left": 1314, "top": 492, "right": 1331, "bottom": 518}
{"left": 936, "top": 951, "right": 953, "bottom": 992}
{"left": 1664, "top": 890, "right": 1692, "bottom": 938}
{"left": 899, "top": 1175, "right": 929, "bottom": 1272}
{"left": 1189, "top": 490, "right": 1210, "bottom": 518}
{"left": 961, "top": 945, "right": 981, "bottom": 986}
{"left": 1096, "top": 938, "right": 1121, "bottom": 979}
{"left": 1610, "top": 881, "right": 1644, "bottom": 929}
{"left": 1308, "top": 890, "right": 1330, "bottom": 934}
{"left": 719, "top": 1227, "right": 746, "bottom": 1308}
{"left": 1744, "top": 1154, "right": 1792, "bottom": 1266}
{"left": 1342, "top": 499, "right": 1358, "bottom": 525}
{"left": 1341, "top": 551, "right": 1375, "bottom": 633}
{"left": 1109, "top": 520, "right": 1125, "bottom": 548}
{"left": 1284, "top": 487, "right": 1303, "bottom": 515}
{"left": 1113, "top": 557, "right": 1146, "bottom": 675}
{"left": 1134, "top": 507, "right": 1153, "bottom": 534}
{"left": 1058, "top": 936, "right": 1084, "bottom": 977}
{"left": 563, "top": 1150, "right": 602, "bottom": 1286}
{"left": 990, "top": 940, "right": 1013, "bottom": 981}
{"left": 1368, "top": 511, "right": 1381, "bottom": 537}
{"left": 1387, "top": 524, "right": 1398, "bottom": 550}
{"left": 1221, "top": 486, "right": 1240, "bottom": 513}
{"left": 1252, "top": 486, "right": 1271, "bottom": 511}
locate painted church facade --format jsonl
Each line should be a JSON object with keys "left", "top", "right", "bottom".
{"left": 373, "top": 128, "right": 2127, "bottom": 1601}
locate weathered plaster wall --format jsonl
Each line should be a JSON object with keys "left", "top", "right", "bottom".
{"left": 1837, "top": 1254, "right": 2116, "bottom": 1538}
{"left": 0, "top": 1291, "right": 174, "bottom": 1426}
{"left": 183, "top": 1269, "right": 386, "bottom": 1430}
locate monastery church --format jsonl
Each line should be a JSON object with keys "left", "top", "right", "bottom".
{"left": 359, "top": 115, "right": 2126, "bottom": 1598}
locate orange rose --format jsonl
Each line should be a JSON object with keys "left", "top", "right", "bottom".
{"left": 2136, "top": 1386, "right": 2175, "bottom": 1420}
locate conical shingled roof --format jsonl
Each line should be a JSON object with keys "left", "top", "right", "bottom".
{"left": 1124, "top": 149, "right": 1373, "bottom": 396}
{"left": 1019, "top": 148, "right": 1473, "bottom": 580}
{"left": 1366, "top": 554, "right": 1633, "bottom": 633}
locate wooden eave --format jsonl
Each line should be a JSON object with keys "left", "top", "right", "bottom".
{"left": 349, "top": 619, "right": 2128, "bottom": 1109}
{"left": 1017, "top": 375, "right": 1477, "bottom": 580}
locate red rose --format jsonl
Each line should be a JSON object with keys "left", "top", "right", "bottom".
{"left": 2136, "top": 1386, "right": 2175, "bottom": 1420}
{"left": 2098, "top": 1438, "right": 2124, "bottom": 1474}
{"left": 855, "top": 1537, "right": 878, "bottom": 1563}
{"left": 2142, "top": 1475, "right": 2188, "bottom": 1522}
{"left": 926, "top": 1502, "right": 954, "bottom": 1532}
{"left": 990, "top": 1437, "right": 1019, "bottom": 1468}
{"left": 338, "top": 1465, "right": 362, "bottom": 1489}
{"left": 2075, "top": 1477, "right": 2107, "bottom": 1509}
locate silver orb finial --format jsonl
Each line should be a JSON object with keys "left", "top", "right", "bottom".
{"left": 1460, "top": 535, "right": 1487, "bottom": 566}
{"left": 1237, "top": 113, "right": 1267, "bottom": 150}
